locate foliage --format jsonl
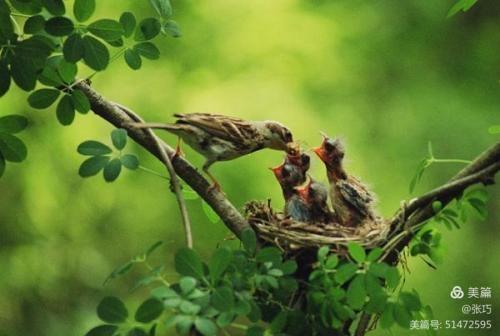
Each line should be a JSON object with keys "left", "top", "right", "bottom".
{"left": 447, "top": 0, "right": 479, "bottom": 18}
{"left": 0, "top": 0, "right": 180, "bottom": 178}
{"left": 0, "top": 114, "right": 28, "bottom": 177}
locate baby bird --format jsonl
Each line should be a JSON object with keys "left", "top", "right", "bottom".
{"left": 294, "top": 177, "right": 333, "bottom": 224}
{"left": 314, "top": 136, "right": 376, "bottom": 227}
{"left": 132, "top": 113, "right": 295, "bottom": 189}
{"left": 271, "top": 160, "right": 312, "bottom": 222}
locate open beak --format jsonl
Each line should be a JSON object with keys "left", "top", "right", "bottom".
{"left": 270, "top": 163, "right": 285, "bottom": 179}
{"left": 313, "top": 145, "right": 325, "bottom": 162}
{"left": 294, "top": 177, "right": 312, "bottom": 201}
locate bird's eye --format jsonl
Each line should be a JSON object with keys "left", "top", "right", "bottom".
{"left": 282, "top": 166, "right": 291, "bottom": 177}
{"left": 283, "top": 130, "right": 293, "bottom": 143}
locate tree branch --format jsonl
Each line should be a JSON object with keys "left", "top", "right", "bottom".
{"left": 74, "top": 81, "right": 250, "bottom": 239}
{"left": 354, "top": 141, "right": 500, "bottom": 336}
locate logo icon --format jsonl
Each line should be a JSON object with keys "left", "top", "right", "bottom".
{"left": 451, "top": 286, "right": 464, "bottom": 299}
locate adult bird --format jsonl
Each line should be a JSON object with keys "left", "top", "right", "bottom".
{"left": 132, "top": 113, "right": 296, "bottom": 190}
{"left": 314, "top": 135, "right": 376, "bottom": 227}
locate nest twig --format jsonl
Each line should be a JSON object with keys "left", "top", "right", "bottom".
{"left": 245, "top": 200, "right": 390, "bottom": 251}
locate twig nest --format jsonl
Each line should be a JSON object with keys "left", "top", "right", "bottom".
{"left": 245, "top": 200, "right": 390, "bottom": 251}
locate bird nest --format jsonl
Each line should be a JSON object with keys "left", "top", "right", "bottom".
{"left": 245, "top": 200, "right": 391, "bottom": 252}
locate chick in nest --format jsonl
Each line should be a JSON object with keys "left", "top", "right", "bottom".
{"left": 314, "top": 135, "right": 377, "bottom": 227}
{"left": 294, "top": 176, "right": 335, "bottom": 224}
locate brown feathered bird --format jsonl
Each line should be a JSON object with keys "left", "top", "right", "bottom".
{"left": 314, "top": 136, "right": 376, "bottom": 227}
{"left": 132, "top": 113, "right": 296, "bottom": 189}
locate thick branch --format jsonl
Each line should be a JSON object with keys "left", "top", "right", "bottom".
{"left": 355, "top": 142, "right": 499, "bottom": 336}
{"left": 74, "top": 81, "right": 250, "bottom": 238}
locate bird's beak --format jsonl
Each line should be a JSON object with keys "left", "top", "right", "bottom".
{"left": 270, "top": 163, "right": 284, "bottom": 178}
{"left": 313, "top": 146, "right": 326, "bottom": 162}
{"left": 294, "top": 177, "right": 312, "bottom": 200}
{"left": 286, "top": 142, "right": 300, "bottom": 155}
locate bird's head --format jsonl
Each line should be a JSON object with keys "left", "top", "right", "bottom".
{"left": 262, "top": 121, "right": 296, "bottom": 152}
{"left": 270, "top": 161, "right": 304, "bottom": 187}
{"left": 313, "top": 133, "right": 345, "bottom": 169}
{"left": 286, "top": 152, "right": 310, "bottom": 174}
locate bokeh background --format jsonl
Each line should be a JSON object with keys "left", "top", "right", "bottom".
{"left": 0, "top": 0, "right": 499, "bottom": 335}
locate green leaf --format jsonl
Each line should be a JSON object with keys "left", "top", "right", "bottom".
{"left": 78, "top": 141, "right": 112, "bottom": 156}
{"left": 281, "top": 260, "right": 298, "bottom": 275}
{"left": 45, "top": 16, "right": 74, "bottom": 36}
{"left": 194, "top": 317, "right": 216, "bottom": 336}
{"left": 270, "top": 311, "right": 287, "bottom": 333}
{"left": 0, "top": 115, "right": 28, "bottom": 133}
{"left": 216, "top": 312, "right": 235, "bottom": 327}
{"left": 174, "top": 247, "right": 204, "bottom": 279}
{"left": 121, "top": 154, "right": 139, "bottom": 170}
{"left": 208, "top": 247, "right": 232, "bottom": 282}
{"left": 334, "top": 263, "right": 358, "bottom": 285}
{"left": 63, "top": 34, "right": 84, "bottom": 62}
{"left": 0, "top": 133, "right": 27, "bottom": 162}
{"left": 488, "top": 125, "right": 500, "bottom": 134}
{"left": 148, "top": 0, "right": 172, "bottom": 19}
{"left": 71, "top": 89, "right": 90, "bottom": 113}
{"left": 9, "top": 0, "right": 42, "bottom": 15}
{"left": 393, "top": 303, "right": 412, "bottom": 328}
{"left": 79, "top": 155, "right": 110, "bottom": 177}
{"left": 346, "top": 274, "right": 366, "bottom": 309}
{"left": 317, "top": 246, "right": 329, "bottom": 262}
{"left": 88, "top": 19, "right": 124, "bottom": 41}
{"left": 179, "top": 300, "right": 201, "bottom": 315}
{"left": 400, "top": 291, "right": 422, "bottom": 312}
{"left": 83, "top": 35, "right": 110, "bottom": 71}
{"left": 447, "top": 0, "right": 478, "bottom": 18}
{"left": 386, "top": 266, "right": 400, "bottom": 289}
{"left": 135, "top": 18, "right": 161, "bottom": 41}
{"left": 10, "top": 57, "right": 37, "bottom": 91}
{"left": 85, "top": 324, "right": 119, "bottom": 336}
{"left": 365, "top": 292, "right": 387, "bottom": 314}
{"left": 56, "top": 94, "right": 75, "bottom": 125}
{"left": 348, "top": 242, "right": 366, "bottom": 263}
{"left": 162, "top": 20, "right": 181, "bottom": 38}
{"left": 241, "top": 228, "right": 257, "bottom": 255}
{"left": 432, "top": 201, "right": 442, "bottom": 214}
{"left": 28, "top": 89, "right": 60, "bottom": 109}
{"left": 256, "top": 247, "right": 282, "bottom": 265}
{"left": 111, "top": 128, "right": 127, "bottom": 150}
{"left": 24, "top": 15, "right": 45, "bottom": 34}
{"left": 74, "top": 0, "right": 95, "bottom": 22}
{"left": 42, "top": 0, "right": 65, "bottom": 16}
{"left": 57, "top": 59, "right": 77, "bottom": 84}
{"left": 97, "top": 296, "right": 128, "bottom": 323}
{"left": 211, "top": 286, "right": 234, "bottom": 312}
{"left": 134, "top": 42, "right": 160, "bottom": 60}
{"left": 103, "top": 158, "right": 122, "bottom": 182}
{"left": 366, "top": 247, "right": 383, "bottom": 262}
{"left": 127, "top": 328, "right": 147, "bottom": 336}
{"left": 0, "top": 153, "right": 5, "bottom": 178}
{"left": 124, "top": 48, "right": 142, "bottom": 70}
{"left": 380, "top": 303, "right": 395, "bottom": 329}
{"left": 179, "top": 276, "right": 197, "bottom": 294}
{"left": 246, "top": 326, "right": 264, "bottom": 336}
{"left": 135, "top": 298, "right": 164, "bottom": 323}
{"left": 202, "top": 201, "right": 219, "bottom": 223}
{"left": 120, "top": 11, "right": 136, "bottom": 38}
{"left": 0, "top": 59, "right": 10, "bottom": 97}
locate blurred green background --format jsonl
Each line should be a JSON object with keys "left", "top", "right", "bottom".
{"left": 0, "top": 0, "right": 499, "bottom": 335}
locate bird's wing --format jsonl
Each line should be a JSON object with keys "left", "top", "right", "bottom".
{"left": 336, "top": 179, "right": 372, "bottom": 217}
{"left": 174, "top": 113, "right": 257, "bottom": 146}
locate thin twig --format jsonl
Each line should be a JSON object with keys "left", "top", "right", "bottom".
{"left": 113, "top": 102, "right": 193, "bottom": 248}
